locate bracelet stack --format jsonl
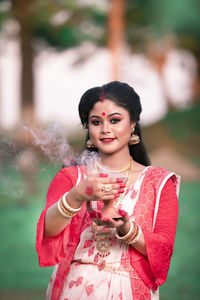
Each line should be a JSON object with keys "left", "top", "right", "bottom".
{"left": 57, "top": 192, "right": 82, "bottom": 218}
{"left": 116, "top": 221, "right": 142, "bottom": 245}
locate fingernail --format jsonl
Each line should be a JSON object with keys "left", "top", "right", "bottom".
{"left": 118, "top": 189, "right": 124, "bottom": 193}
{"left": 89, "top": 212, "right": 95, "bottom": 218}
{"left": 116, "top": 178, "right": 123, "bottom": 183}
{"left": 93, "top": 211, "right": 98, "bottom": 218}
{"left": 102, "top": 218, "right": 110, "bottom": 222}
{"left": 97, "top": 211, "right": 102, "bottom": 219}
{"left": 100, "top": 173, "right": 108, "bottom": 177}
{"left": 114, "top": 194, "right": 120, "bottom": 198}
{"left": 118, "top": 209, "right": 127, "bottom": 217}
{"left": 120, "top": 183, "right": 126, "bottom": 188}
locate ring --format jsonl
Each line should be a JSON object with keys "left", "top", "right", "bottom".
{"left": 102, "top": 184, "right": 112, "bottom": 193}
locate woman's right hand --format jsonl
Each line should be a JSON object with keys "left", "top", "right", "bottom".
{"left": 67, "top": 173, "right": 125, "bottom": 207}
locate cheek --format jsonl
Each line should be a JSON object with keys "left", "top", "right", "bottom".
{"left": 89, "top": 127, "right": 99, "bottom": 140}
{"left": 117, "top": 123, "right": 131, "bottom": 138}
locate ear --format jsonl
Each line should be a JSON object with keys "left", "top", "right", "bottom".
{"left": 130, "top": 122, "right": 136, "bottom": 132}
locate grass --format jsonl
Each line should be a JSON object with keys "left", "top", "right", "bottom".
{"left": 0, "top": 163, "right": 200, "bottom": 299}
{"left": 160, "top": 182, "right": 200, "bottom": 300}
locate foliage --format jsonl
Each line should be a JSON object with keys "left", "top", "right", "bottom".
{"left": 0, "top": 0, "right": 106, "bottom": 49}
{"left": 126, "top": 0, "right": 200, "bottom": 54}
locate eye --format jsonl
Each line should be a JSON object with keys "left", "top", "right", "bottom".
{"left": 90, "top": 119, "right": 101, "bottom": 126}
{"left": 110, "top": 118, "right": 121, "bottom": 124}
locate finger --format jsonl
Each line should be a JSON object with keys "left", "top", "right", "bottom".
{"left": 99, "top": 177, "right": 125, "bottom": 184}
{"left": 100, "top": 219, "right": 115, "bottom": 228}
{"left": 112, "top": 183, "right": 126, "bottom": 190}
{"left": 97, "top": 211, "right": 102, "bottom": 219}
{"left": 99, "top": 173, "right": 108, "bottom": 178}
{"left": 86, "top": 201, "right": 93, "bottom": 212}
{"left": 89, "top": 211, "right": 98, "bottom": 219}
{"left": 92, "top": 218, "right": 100, "bottom": 226}
{"left": 118, "top": 209, "right": 129, "bottom": 222}
{"left": 100, "top": 194, "right": 119, "bottom": 201}
{"left": 118, "top": 209, "right": 127, "bottom": 217}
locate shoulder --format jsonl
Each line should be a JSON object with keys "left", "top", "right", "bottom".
{"left": 60, "top": 165, "right": 87, "bottom": 176}
{"left": 145, "top": 166, "right": 174, "bottom": 179}
{"left": 146, "top": 166, "right": 181, "bottom": 196}
{"left": 59, "top": 165, "right": 87, "bottom": 184}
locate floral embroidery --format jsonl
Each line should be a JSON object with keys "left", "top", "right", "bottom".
{"left": 69, "top": 277, "right": 83, "bottom": 288}
{"left": 69, "top": 280, "right": 76, "bottom": 288}
{"left": 84, "top": 240, "right": 93, "bottom": 248}
{"left": 88, "top": 246, "right": 94, "bottom": 256}
{"left": 86, "top": 284, "right": 94, "bottom": 296}
{"left": 93, "top": 253, "right": 99, "bottom": 263}
{"left": 98, "top": 260, "right": 106, "bottom": 271}
{"left": 76, "top": 276, "right": 83, "bottom": 287}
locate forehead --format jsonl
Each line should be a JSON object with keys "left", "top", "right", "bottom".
{"left": 89, "top": 99, "right": 128, "bottom": 116}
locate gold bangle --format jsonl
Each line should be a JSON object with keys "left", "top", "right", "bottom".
{"left": 57, "top": 199, "right": 73, "bottom": 218}
{"left": 116, "top": 221, "right": 134, "bottom": 240}
{"left": 61, "top": 192, "right": 82, "bottom": 213}
{"left": 129, "top": 225, "right": 142, "bottom": 244}
{"left": 125, "top": 224, "right": 139, "bottom": 244}
{"left": 60, "top": 199, "right": 76, "bottom": 217}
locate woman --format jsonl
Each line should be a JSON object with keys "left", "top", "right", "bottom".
{"left": 36, "top": 81, "right": 180, "bottom": 300}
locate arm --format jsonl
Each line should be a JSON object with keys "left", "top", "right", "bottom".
{"left": 142, "top": 177, "right": 179, "bottom": 285}
{"left": 95, "top": 178, "right": 178, "bottom": 260}
{"left": 44, "top": 171, "right": 124, "bottom": 237}
{"left": 119, "top": 177, "right": 178, "bottom": 257}
{"left": 36, "top": 167, "right": 79, "bottom": 266}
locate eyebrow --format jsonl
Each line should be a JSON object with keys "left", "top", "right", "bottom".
{"left": 89, "top": 112, "right": 123, "bottom": 119}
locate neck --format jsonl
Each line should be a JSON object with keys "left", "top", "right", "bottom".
{"left": 99, "top": 148, "right": 132, "bottom": 171}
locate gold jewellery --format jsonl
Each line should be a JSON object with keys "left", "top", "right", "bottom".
{"left": 57, "top": 192, "right": 82, "bottom": 218}
{"left": 96, "top": 159, "right": 132, "bottom": 173}
{"left": 94, "top": 229, "right": 112, "bottom": 257}
{"left": 102, "top": 184, "right": 112, "bottom": 193}
{"left": 86, "top": 139, "right": 95, "bottom": 149}
{"left": 116, "top": 221, "right": 142, "bottom": 245}
{"left": 128, "top": 128, "right": 140, "bottom": 145}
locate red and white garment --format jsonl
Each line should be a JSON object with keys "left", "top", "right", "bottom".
{"left": 36, "top": 166, "right": 180, "bottom": 300}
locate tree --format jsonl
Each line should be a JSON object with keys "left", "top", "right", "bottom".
{"left": 107, "top": 0, "right": 126, "bottom": 80}
{"left": 1, "top": 0, "right": 106, "bottom": 125}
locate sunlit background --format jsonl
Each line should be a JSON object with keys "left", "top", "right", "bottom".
{"left": 0, "top": 0, "right": 199, "bottom": 299}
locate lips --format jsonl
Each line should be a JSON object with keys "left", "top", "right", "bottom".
{"left": 100, "top": 138, "right": 116, "bottom": 143}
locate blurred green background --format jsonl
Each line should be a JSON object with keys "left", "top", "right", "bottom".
{"left": 0, "top": 0, "right": 200, "bottom": 299}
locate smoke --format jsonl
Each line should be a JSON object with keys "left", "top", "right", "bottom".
{"left": 23, "top": 123, "right": 74, "bottom": 166}
{"left": 23, "top": 123, "right": 102, "bottom": 172}
{"left": 0, "top": 122, "right": 112, "bottom": 203}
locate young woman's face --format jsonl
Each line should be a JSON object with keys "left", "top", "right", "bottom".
{"left": 88, "top": 99, "right": 135, "bottom": 156}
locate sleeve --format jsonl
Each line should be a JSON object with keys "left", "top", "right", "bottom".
{"left": 36, "top": 167, "right": 77, "bottom": 267}
{"left": 143, "top": 177, "right": 179, "bottom": 286}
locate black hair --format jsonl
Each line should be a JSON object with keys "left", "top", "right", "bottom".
{"left": 78, "top": 81, "right": 150, "bottom": 166}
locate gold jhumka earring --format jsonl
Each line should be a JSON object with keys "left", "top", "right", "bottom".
{"left": 128, "top": 128, "right": 140, "bottom": 145}
{"left": 86, "top": 139, "right": 95, "bottom": 149}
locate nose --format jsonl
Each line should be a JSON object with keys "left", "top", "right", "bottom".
{"left": 101, "top": 121, "right": 111, "bottom": 133}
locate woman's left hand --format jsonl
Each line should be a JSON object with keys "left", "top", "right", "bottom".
{"left": 90, "top": 208, "right": 130, "bottom": 231}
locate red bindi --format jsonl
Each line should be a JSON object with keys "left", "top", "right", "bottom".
{"left": 85, "top": 186, "right": 94, "bottom": 195}
{"left": 101, "top": 112, "right": 106, "bottom": 116}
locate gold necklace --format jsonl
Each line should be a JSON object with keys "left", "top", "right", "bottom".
{"left": 96, "top": 158, "right": 132, "bottom": 173}
{"left": 93, "top": 223, "right": 112, "bottom": 257}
